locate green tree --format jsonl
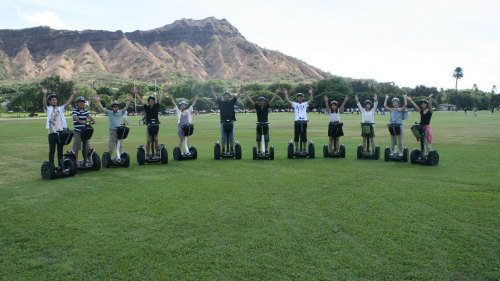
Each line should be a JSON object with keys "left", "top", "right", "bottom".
{"left": 453, "top": 67, "right": 464, "bottom": 94}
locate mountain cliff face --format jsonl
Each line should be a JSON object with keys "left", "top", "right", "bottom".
{"left": 0, "top": 17, "right": 331, "bottom": 83}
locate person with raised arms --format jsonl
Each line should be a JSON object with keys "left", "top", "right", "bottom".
{"left": 95, "top": 94, "right": 131, "bottom": 161}
{"left": 243, "top": 86, "right": 279, "bottom": 154}
{"left": 42, "top": 86, "right": 76, "bottom": 171}
{"left": 283, "top": 87, "right": 314, "bottom": 154}
{"left": 210, "top": 84, "right": 240, "bottom": 155}
{"left": 134, "top": 86, "right": 166, "bottom": 159}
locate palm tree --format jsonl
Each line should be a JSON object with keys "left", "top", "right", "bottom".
{"left": 492, "top": 85, "right": 497, "bottom": 94}
{"left": 453, "top": 67, "right": 464, "bottom": 94}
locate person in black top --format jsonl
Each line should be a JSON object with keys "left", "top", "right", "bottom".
{"left": 211, "top": 84, "right": 240, "bottom": 154}
{"left": 134, "top": 86, "right": 166, "bottom": 157}
{"left": 408, "top": 94, "right": 433, "bottom": 154}
{"left": 243, "top": 86, "right": 279, "bottom": 153}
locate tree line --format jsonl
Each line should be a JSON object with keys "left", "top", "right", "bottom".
{"left": 1, "top": 75, "right": 499, "bottom": 114}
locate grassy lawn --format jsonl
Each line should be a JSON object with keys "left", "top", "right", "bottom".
{"left": 0, "top": 111, "right": 499, "bottom": 280}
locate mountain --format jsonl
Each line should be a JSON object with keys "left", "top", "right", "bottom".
{"left": 0, "top": 17, "right": 331, "bottom": 83}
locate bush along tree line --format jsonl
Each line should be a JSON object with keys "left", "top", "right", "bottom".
{"left": 1, "top": 75, "right": 499, "bottom": 114}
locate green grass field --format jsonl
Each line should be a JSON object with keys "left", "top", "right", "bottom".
{"left": 0, "top": 111, "right": 499, "bottom": 280}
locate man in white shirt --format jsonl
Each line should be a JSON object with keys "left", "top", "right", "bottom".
{"left": 284, "top": 87, "right": 314, "bottom": 153}
{"left": 42, "top": 86, "right": 76, "bottom": 170}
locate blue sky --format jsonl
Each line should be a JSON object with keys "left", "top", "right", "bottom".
{"left": 0, "top": 0, "right": 499, "bottom": 92}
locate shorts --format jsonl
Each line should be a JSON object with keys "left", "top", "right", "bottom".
{"left": 73, "top": 131, "right": 91, "bottom": 151}
{"left": 146, "top": 127, "right": 159, "bottom": 141}
{"left": 328, "top": 122, "right": 344, "bottom": 137}
{"left": 220, "top": 122, "right": 234, "bottom": 143}
{"left": 294, "top": 121, "right": 308, "bottom": 142}
{"left": 108, "top": 129, "right": 123, "bottom": 153}
{"left": 256, "top": 123, "right": 270, "bottom": 142}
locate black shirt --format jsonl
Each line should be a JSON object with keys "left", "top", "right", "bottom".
{"left": 144, "top": 103, "right": 159, "bottom": 123}
{"left": 255, "top": 104, "right": 270, "bottom": 122}
{"left": 419, "top": 110, "right": 432, "bottom": 126}
{"left": 216, "top": 97, "right": 237, "bottom": 122}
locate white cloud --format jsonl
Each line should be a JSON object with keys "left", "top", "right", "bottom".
{"left": 22, "top": 10, "right": 72, "bottom": 30}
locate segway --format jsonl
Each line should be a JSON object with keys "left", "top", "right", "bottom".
{"left": 288, "top": 120, "right": 315, "bottom": 159}
{"left": 357, "top": 122, "right": 380, "bottom": 160}
{"left": 64, "top": 122, "right": 101, "bottom": 171}
{"left": 137, "top": 119, "right": 168, "bottom": 165}
{"left": 323, "top": 122, "right": 345, "bottom": 158}
{"left": 41, "top": 129, "right": 77, "bottom": 180}
{"left": 102, "top": 125, "right": 131, "bottom": 168}
{"left": 214, "top": 120, "right": 242, "bottom": 160}
{"left": 173, "top": 123, "right": 197, "bottom": 160}
{"left": 252, "top": 122, "right": 274, "bottom": 160}
{"left": 409, "top": 123, "right": 439, "bottom": 166}
{"left": 384, "top": 123, "right": 408, "bottom": 162}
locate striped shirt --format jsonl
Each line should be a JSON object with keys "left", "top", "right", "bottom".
{"left": 72, "top": 108, "right": 89, "bottom": 132}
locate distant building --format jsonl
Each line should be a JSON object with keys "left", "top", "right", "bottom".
{"left": 438, "top": 103, "right": 456, "bottom": 111}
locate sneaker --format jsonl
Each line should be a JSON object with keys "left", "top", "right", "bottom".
{"left": 230, "top": 149, "right": 234, "bottom": 154}
{"left": 85, "top": 162, "right": 93, "bottom": 168}
{"left": 295, "top": 149, "right": 299, "bottom": 154}
{"left": 397, "top": 152, "right": 403, "bottom": 157}
{"left": 222, "top": 149, "right": 226, "bottom": 154}
{"left": 265, "top": 151, "right": 268, "bottom": 154}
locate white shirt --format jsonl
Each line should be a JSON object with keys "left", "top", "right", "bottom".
{"left": 329, "top": 112, "right": 340, "bottom": 122}
{"left": 357, "top": 101, "right": 378, "bottom": 123}
{"left": 174, "top": 105, "right": 194, "bottom": 124}
{"left": 292, "top": 102, "right": 309, "bottom": 121}
{"left": 45, "top": 106, "right": 68, "bottom": 130}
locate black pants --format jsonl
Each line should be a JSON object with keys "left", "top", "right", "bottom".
{"left": 49, "top": 133, "right": 64, "bottom": 168}
{"left": 294, "top": 122, "right": 307, "bottom": 142}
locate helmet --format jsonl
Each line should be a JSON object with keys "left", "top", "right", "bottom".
{"left": 258, "top": 96, "right": 265, "bottom": 101}
{"left": 392, "top": 97, "right": 400, "bottom": 103}
{"left": 76, "top": 96, "right": 86, "bottom": 102}
{"left": 111, "top": 101, "right": 120, "bottom": 107}
{"left": 364, "top": 100, "right": 372, "bottom": 106}
{"left": 179, "top": 101, "right": 187, "bottom": 106}
{"left": 330, "top": 100, "right": 338, "bottom": 106}
{"left": 46, "top": 93, "right": 57, "bottom": 104}
{"left": 296, "top": 93, "right": 304, "bottom": 98}
{"left": 420, "top": 99, "right": 429, "bottom": 106}
{"left": 223, "top": 91, "right": 231, "bottom": 97}
{"left": 147, "top": 95, "right": 155, "bottom": 102}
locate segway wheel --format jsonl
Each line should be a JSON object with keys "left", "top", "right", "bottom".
{"left": 41, "top": 161, "right": 55, "bottom": 180}
{"left": 323, "top": 144, "right": 328, "bottom": 158}
{"left": 269, "top": 146, "right": 274, "bottom": 160}
{"left": 189, "top": 146, "right": 197, "bottom": 160}
{"left": 403, "top": 147, "right": 409, "bottom": 163}
{"left": 63, "top": 158, "right": 77, "bottom": 176}
{"left": 426, "top": 150, "right": 439, "bottom": 166}
{"left": 287, "top": 143, "right": 294, "bottom": 159}
{"left": 173, "top": 146, "right": 181, "bottom": 161}
{"left": 357, "top": 145, "right": 362, "bottom": 159}
{"left": 214, "top": 143, "right": 221, "bottom": 160}
{"left": 410, "top": 149, "right": 420, "bottom": 164}
{"left": 374, "top": 146, "right": 380, "bottom": 160}
{"left": 235, "top": 143, "right": 242, "bottom": 159}
{"left": 161, "top": 147, "right": 168, "bottom": 164}
{"left": 92, "top": 152, "right": 101, "bottom": 170}
{"left": 121, "top": 152, "right": 130, "bottom": 168}
{"left": 137, "top": 149, "right": 145, "bottom": 165}
{"left": 308, "top": 143, "right": 315, "bottom": 158}
{"left": 384, "top": 146, "right": 390, "bottom": 162}
{"left": 340, "top": 144, "right": 346, "bottom": 158}
{"left": 102, "top": 152, "right": 111, "bottom": 168}
{"left": 253, "top": 146, "right": 258, "bottom": 160}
